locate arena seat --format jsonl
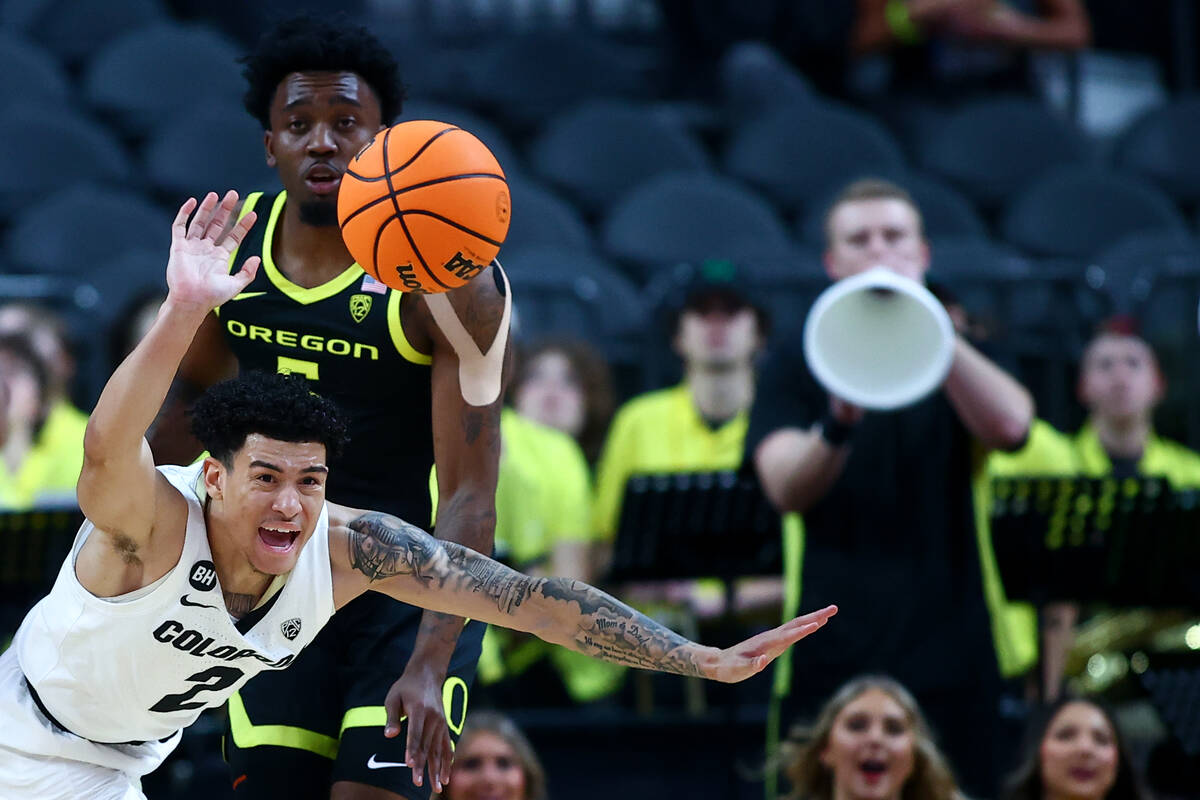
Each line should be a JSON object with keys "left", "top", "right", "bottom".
{"left": 1115, "top": 95, "right": 1200, "bottom": 206}
{"left": 797, "top": 171, "right": 988, "bottom": 245}
{"left": 529, "top": 100, "right": 710, "bottom": 217}
{"left": 0, "top": 0, "right": 168, "bottom": 66}
{"left": 723, "top": 104, "right": 906, "bottom": 216}
{"left": 0, "top": 106, "right": 132, "bottom": 218}
{"left": 0, "top": 32, "right": 69, "bottom": 108}
{"left": 918, "top": 96, "right": 1093, "bottom": 211}
{"left": 503, "top": 177, "right": 593, "bottom": 252}
{"left": 83, "top": 22, "right": 245, "bottom": 139}
{"left": 1000, "top": 166, "right": 1188, "bottom": 259}
{"left": 5, "top": 185, "right": 171, "bottom": 276}
{"left": 600, "top": 171, "right": 795, "bottom": 280}
{"left": 144, "top": 105, "right": 279, "bottom": 204}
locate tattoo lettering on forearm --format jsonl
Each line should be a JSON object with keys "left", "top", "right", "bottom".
{"left": 347, "top": 513, "right": 437, "bottom": 584}
{"left": 440, "top": 542, "right": 539, "bottom": 614}
{"left": 539, "top": 578, "right": 704, "bottom": 678}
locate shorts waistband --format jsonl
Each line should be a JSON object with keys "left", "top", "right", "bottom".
{"left": 23, "top": 676, "right": 173, "bottom": 747}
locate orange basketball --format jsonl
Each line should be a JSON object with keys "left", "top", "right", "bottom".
{"left": 337, "top": 120, "right": 510, "bottom": 293}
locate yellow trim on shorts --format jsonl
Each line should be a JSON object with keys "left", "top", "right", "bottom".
{"left": 227, "top": 691, "right": 339, "bottom": 759}
{"left": 339, "top": 705, "right": 388, "bottom": 738}
{"left": 387, "top": 290, "right": 433, "bottom": 365}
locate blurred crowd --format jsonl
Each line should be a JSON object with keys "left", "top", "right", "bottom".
{"left": 2, "top": 0, "right": 1200, "bottom": 798}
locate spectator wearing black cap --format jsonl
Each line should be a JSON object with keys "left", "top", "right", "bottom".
{"left": 591, "top": 262, "right": 775, "bottom": 619}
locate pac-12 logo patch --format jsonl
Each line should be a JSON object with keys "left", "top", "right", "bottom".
{"left": 349, "top": 293, "right": 372, "bottom": 323}
{"left": 189, "top": 560, "right": 217, "bottom": 591}
{"left": 280, "top": 618, "right": 302, "bottom": 641}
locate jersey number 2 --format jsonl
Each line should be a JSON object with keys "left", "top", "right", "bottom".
{"left": 150, "top": 665, "right": 244, "bottom": 713}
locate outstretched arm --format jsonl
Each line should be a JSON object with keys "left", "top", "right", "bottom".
{"left": 335, "top": 510, "right": 836, "bottom": 681}
{"left": 78, "top": 192, "right": 258, "bottom": 544}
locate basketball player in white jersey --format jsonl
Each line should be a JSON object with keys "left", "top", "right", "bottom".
{"left": 0, "top": 193, "right": 837, "bottom": 800}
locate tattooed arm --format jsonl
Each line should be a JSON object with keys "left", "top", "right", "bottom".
{"left": 330, "top": 509, "right": 837, "bottom": 683}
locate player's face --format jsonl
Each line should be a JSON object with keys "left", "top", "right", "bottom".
{"left": 265, "top": 71, "right": 384, "bottom": 226}
{"left": 1078, "top": 334, "right": 1163, "bottom": 422}
{"left": 674, "top": 305, "right": 761, "bottom": 369}
{"left": 819, "top": 689, "right": 916, "bottom": 800}
{"left": 0, "top": 351, "right": 42, "bottom": 428}
{"left": 514, "top": 351, "right": 585, "bottom": 438}
{"left": 444, "top": 731, "right": 527, "bottom": 800}
{"left": 825, "top": 199, "right": 929, "bottom": 283}
{"left": 1039, "top": 702, "right": 1119, "bottom": 800}
{"left": 210, "top": 434, "right": 329, "bottom": 576}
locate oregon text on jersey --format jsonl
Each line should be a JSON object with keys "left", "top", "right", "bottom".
{"left": 223, "top": 320, "right": 382, "bottom": 361}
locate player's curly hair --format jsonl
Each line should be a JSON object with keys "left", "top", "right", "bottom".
{"left": 190, "top": 371, "right": 349, "bottom": 465}
{"left": 240, "top": 13, "right": 405, "bottom": 129}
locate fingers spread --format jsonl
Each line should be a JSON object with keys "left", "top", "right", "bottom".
{"left": 172, "top": 197, "right": 197, "bottom": 236}
{"left": 186, "top": 192, "right": 219, "bottom": 239}
{"left": 407, "top": 715, "right": 426, "bottom": 788}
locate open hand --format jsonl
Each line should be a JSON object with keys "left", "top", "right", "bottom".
{"left": 165, "top": 191, "right": 259, "bottom": 313}
{"left": 707, "top": 604, "right": 837, "bottom": 683}
{"left": 383, "top": 666, "right": 453, "bottom": 794}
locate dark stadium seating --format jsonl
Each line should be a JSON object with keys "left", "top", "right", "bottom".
{"left": 796, "top": 171, "right": 988, "bottom": 245}
{"left": 4, "top": 185, "right": 172, "bottom": 276}
{"left": 502, "top": 176, "right": 594, "bottom": 252}
{"left": 463, "top": 31, "right": 662, "bottom": 132}
{"left": 716, "top": 40, "right": 818, "bottom": 122}
{"left": 1115, "top": 95, "right": 1200, "bottom": 206}
{"left": 144, "top": 104, "right": 279, "bottom": 204}
{"left": 501, "top": 244, "right": 647, "bottom": 361}
{"left": 918, "top": 96, "right": 1093, "bottom": 211}
{"left": 82, "top": 22, "right": 245, "bottom": 139}
{"left": 600, "top": 171, "right": 796, "bottom": 279}
{"left": 1088, "top": 231, "right": 1200, "bottom": 343}
{"left": 0, "top": 105, "right": 133, "bottom": 218}
{"left": 999, "top": 166, "right": 1188, "bottom": 259}
{"left": 722, "top": 104, "right": 907, "bottom": 216}
{"left": 0, "top": 0, "right": 169, "bottom": 66}
{"left": 0, "top": 32, "right": 70, "bottom": 108}
{"left": 529, "top": 100, "right": 711, "bottom": 217}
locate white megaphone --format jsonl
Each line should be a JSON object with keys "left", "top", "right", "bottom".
{"left": 803, "top": 267, "right": 955, "bottom": 411}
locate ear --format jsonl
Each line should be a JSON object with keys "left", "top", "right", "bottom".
{"left": 818, "top": 743, "right": 833, "bottom": 769}
{"left": 201, "top": 456, "right": 226, "bottom": 502}
{"left": 822, "top": 251, "right": 840, "bottom": 282}
{"left": 264, "top": 130, "right": 276, "bottom": 168}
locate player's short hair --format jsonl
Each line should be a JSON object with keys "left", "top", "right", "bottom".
{"left": 191, "top": 371, "right": 349, "bottom": 464}
{"left": 823, "top": 177, "right": 924, "bottom": 244}
{"left": 240, "top": 13, "right": 405, "bottom": 129}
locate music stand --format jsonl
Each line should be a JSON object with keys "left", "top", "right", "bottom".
{"left": 0, "top": 507, "right": 83, "bottom": 634}
{"left": 609, "top": 470, "right": 782, "bottom": 584}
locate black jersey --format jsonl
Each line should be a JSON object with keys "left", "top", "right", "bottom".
{"left": 219, "top": 191, "right": 434, "bottom": 523}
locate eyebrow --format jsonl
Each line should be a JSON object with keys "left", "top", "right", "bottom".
{"left": 249, "top": 459, "right": 329, "bottom": 474}
{"left": 283, "top": 94, "right": 362, "bottom": 111}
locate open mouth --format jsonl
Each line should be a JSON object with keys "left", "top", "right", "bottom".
{"left": 304, "top": 164, "right": 343, "bottom": 196}
{"left": 1068, "top": 766, "right": 1098, "bottom": 781}
{"left": 859, "top": 759, "right": 888, "bottom": 780}
{"left": 258, "top": 525, "right": 300, "bottom": 552}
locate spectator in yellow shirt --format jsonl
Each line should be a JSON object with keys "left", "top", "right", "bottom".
{"left": 0, "top": 333, "right": 81, "bottom": 509}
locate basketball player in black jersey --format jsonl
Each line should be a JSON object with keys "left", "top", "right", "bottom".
{"left": 149, "top": 16, "right": 505, "bottom": 800}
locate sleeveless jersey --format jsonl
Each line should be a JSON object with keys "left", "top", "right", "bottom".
{"left": 11, "top": 463, "right": 335, "bottom": 746}
{"left": 218, "top": 191, "right": 435, "bottom": 523}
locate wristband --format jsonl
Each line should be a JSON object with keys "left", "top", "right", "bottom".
{"left": 885, "top": 0, "right": 924, "bottom": 45}
{"left": 818, "top": 412, "right": 856, "bottom": 447}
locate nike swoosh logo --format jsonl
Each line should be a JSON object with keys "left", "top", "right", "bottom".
{"left": 231, "top": 291, "right": 267, "bottom": 301}
{"left": 180, "top": 594, "right": 217, "bottom": 609}
{"left": 367, "top": 754, "right": 408, "bottom": 770}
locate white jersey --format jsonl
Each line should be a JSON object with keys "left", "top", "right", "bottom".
{"left": 0, "top": 462, "right": 336, "bottom": 775}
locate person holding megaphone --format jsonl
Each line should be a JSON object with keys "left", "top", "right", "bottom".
{"left": 748, "top": 178, "right": 1034, "bottom": 798}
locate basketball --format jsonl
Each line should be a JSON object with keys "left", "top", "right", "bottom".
{"left": 337, "top": 120, "right": 510, "bottom": 293}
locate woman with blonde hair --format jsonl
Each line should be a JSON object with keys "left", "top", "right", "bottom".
{"left": 437, "top": 711, "right": 548, "bottom": 800}
{"left": 781, "top": 675, "right": 966, "bottom": 800}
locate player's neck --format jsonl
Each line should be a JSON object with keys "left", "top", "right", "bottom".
{"left": 205, "top": 518, "right": 273, "bottom": 614}
{"left": 1091, "top": 413, "right": 1150, "bottom": 460}
{"left": 685, "top": 362, "right": 754, "bottom": 423}
{"left": 274, "top": 203, "right": 356, "bottom": 288}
